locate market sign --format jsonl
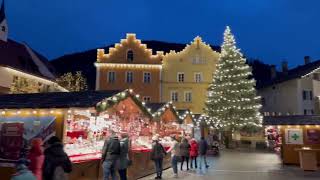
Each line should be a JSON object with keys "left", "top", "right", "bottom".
{"left": 285, "top": 128, "right": 303, "bottom": 145}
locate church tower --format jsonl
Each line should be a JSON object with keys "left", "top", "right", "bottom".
{"left": 0, "top": 0, "right": 8, "bottom": 42}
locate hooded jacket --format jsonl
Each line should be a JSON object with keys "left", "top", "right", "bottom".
{"left": 28, "top": 139, "right": 44, "bottom": 180}
{"left": 189, "top": 139, "right": 199, "bottom": 157}
{"left": 180, "top": 139, "right": 191, "bottom": 157}
{"left": 42, "top": 142, "right": 72, "bottom": 180}
{"left": 102, "top": 134, "right": 120, "bottom": 161}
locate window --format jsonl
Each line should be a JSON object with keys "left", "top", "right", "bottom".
{"left": 194, "top": 72, "right": 202, "bottom": 83}
{"left": 127, "top": 50, "right": 134, "bottom": 62}
{"left": 126, "top": 72, "right": 133, "bottom": 83}
{"left": 1, "top": 26, "right": 5, "bottom": 32}
{"left": 143, "top": 96, "right": 151, "bottom": 103}
{"left": 313, "top": 73, "right": 320, "bottom": 81}
{"left": 171, "top": 91, "right": 178, "bottom": 102}
{"left": 304, "top": 109, "right": 314, "bottom": 115}
{"left": 302, "top": 90, "right": 313, "bottom": 100}
{"left": 261, "top": 98, "right": 266, "bottom": 106}
{"left": 304, "top": 109, "right": 307, "bottom": 115}
{"left": 193, "top": 55, "right": 200, "bottom": 64}
{"left": 108, "top": 71, "right": 116, "bottom": 83}
{"left": 143, "top": 72, "right": 151, "bottom": 83}
{"left": 184, "top": 91, "right": 192, "bottom": 102}
{"left": 177, "top": 72, "right": 184, "bottom": 83}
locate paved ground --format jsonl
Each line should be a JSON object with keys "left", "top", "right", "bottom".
{"left": 140, "top": 149, "right": 320, "bottom": 180}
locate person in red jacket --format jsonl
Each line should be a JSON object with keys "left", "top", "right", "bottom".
{"left": 28, "top": 138, "right": 44, "bottom": 180}
{"left": 189, "top": 138, "right": 198, "bottom": 169}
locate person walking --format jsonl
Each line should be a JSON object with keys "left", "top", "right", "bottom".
{"left": 198, "top": 137, "right": 209, "bottom": 169}
{"left": 28, "top": 138, "right": 44, "bottom": 180}
{"left": 180, "top": 138, "right": 190, "bottom": 171}
{"left": 11, "top": 158, "right": 36, "bottom": 180}
{"left": 189, "top": 138, "right": 198, "bottom": 169}
{"left": 166, "top": 135, "right": 181, "bottom": 178}
{"left": 118, "top": 134, "right": 130, "bottom": 180}
{"left": 101, "top": 131, "right": 121, "bottom": 180}
{"left": 151, "top": 136, "right": 167, "bottom": 179}
{"left": 42, "top": 136, "right": 72, "bottom": 180}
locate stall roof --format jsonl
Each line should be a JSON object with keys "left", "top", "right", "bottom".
{"left": 146, "top": 103, "right": 166, "bottom": 113}
{"left": 0, "top": 90, "right": 121, "bottom": 109}
{"left": 263, "top": 115, "right": 320, "bottom": 125}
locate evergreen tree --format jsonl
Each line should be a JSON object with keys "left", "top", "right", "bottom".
{"left": 205, "top": 26, "right": 263, "bottom": 132}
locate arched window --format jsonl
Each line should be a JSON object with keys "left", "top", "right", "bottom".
{"left": 127, "top": 50, "right": 134, "bottom": 62}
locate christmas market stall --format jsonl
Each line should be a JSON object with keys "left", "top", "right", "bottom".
{"left": 264, "top": 115, "right": 320, "bottom": 167}
{"left": 177, "top": 109, "right": 194, "bottom": 138}
{"left": 0, "top": 90, "right": 168, "bottom": 179}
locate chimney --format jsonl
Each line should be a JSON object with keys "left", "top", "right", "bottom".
{"left": 304, "top": 56, "right": 311, "bottom": 64}
{"left": 270, "top": 65, "right": 276, "bottom": 79}
{"left": 282, "top": 60, "right": 288, "bottom": 74}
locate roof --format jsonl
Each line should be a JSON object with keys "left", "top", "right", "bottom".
{"left": 0, "top": 39, "right": 56, "bottom": 79}
{"left": 0, "top": 90, "right": 120, "bottom": 109}
{"left": 263, "top": 115, "right": 320, "bottom": 125}
{"left": 177, "top": 109, "right": 190, "bottom": 116}
{"left": 0, "top": 0, "right": 5, "bottom": 23}
{"left": 258, "top": 60, "right": 320, "bottom": 89}
{"left": 146, "top": 103, "right": 166, "bottom": 113}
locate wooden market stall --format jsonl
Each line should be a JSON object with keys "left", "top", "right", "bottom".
{"left": 0, "top": 90, "right": 173, "bottom": 180}
{"left": 264, "top": 115, "right": 320, "bottom": 167}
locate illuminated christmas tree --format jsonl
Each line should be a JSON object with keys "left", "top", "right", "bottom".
{"left": 56, "top": 71, "right": 87, "bottom": 91}
{"left": 205, "top": 26, "right": 263, "bottom": 133}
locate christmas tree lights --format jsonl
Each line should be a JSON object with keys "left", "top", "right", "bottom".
{"left": 205, "top": 26, "right": 263, "bottom": 131}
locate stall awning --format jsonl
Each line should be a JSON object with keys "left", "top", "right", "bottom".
{"left": 0, "top": 90, "right": 121, "bottom": 109}
{"left": 263, "top": 115, "right": 320, "bottom": 125}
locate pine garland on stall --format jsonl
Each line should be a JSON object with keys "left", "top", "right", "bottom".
{"left": 205, "top": 26, "right": 263, "bottom": 133}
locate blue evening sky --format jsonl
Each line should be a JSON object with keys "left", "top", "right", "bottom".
{"left": 4, "top": 0, "right": 320, "bottom": 68}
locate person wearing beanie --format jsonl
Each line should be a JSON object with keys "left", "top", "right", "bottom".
{"left": 151, "top": 136, "right": 166, "bottom": 179}
{"left": 42, "top": 136, "right": 72, "bottom": 180}
{"left": 11, "top": 158, "right": 36, "bottom": 180}
{"left": 28, "top": 138, "right": 44, "bottom": 180}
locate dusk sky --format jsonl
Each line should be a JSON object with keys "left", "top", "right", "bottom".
{"left": 5, "top": 0, "right": 320, "bottom": 68}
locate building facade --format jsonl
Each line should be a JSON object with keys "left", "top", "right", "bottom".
{"left": 258, "top": 57, "right": 320, "bottom": 115}
{"left": 162, "top": 37, "right": 219, "bottom": 113}
{"left": 95, "top": 34, "right": 164, "bottom": 103}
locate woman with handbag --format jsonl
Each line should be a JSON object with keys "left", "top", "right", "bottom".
{"left": 166, "top": 135, "right": 181, "bottom": 178}
{"left": 151, "top": 136, "right": 167, "bottom": 179}
{"left": 118, "top": 134, "right": 130, "bottom": 180}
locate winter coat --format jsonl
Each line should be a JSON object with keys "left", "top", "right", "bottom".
{"left": 102, "top": 135, "right": 121, "bottom": 161}
{"left": 189, "top": 140, "right": 199, "bottom": 157}
{"left": 118, "top": 137, "right": 129, "bottom": 170}
{"left": 11, "top": 164, "right": 36, "bottom": 180}
{"left": 28, "top": 141, "right": 44, "bottom": 180}
{"left": 42, "top": 142, "right": 72, "bottom": 180}
{"left": 167, "top": 140, "right": 181, "bottom": 157}
{"left": 198, "top": 139, "right": 208, "bottom": 155}
{"left": 151, "top": 141, "right": 166, "bottom": 160}
{"left": 180, "top": 140, "right": 191, "bottom": 157}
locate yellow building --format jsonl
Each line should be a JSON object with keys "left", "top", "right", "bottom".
{"left": 162, "top": 37, "right": 219, "bottom": 113}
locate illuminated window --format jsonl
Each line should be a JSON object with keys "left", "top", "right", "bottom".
{"left": 126, "top": 71, "right": 133, "bottom": 83}
{"left": 194, "top": 72, "right": 202, "bottom": 83}
{"left": 127, "top": 50, "right": 134, "bottom": 62}
{"left": 171, "top": 91, "right": 178, "bottom": 102}
{"left": 184, "top": 91, "right": 192, "bottom": 102}
{"left": 177, "top": 72, "right": 184, "bottom": 83}
{"left": 108, "top": 71, "right": 116, "bottom": 83}
{"left": 143, "top": 72, "right": 151, "bottom": 83}
{"left": 143, "top": 96, "right": 151, "bottom": 103}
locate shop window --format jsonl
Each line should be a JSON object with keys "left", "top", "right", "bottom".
{"left": 126, "top": 71, "right": 133, "bottom": 83}
{"left": 127, "top": 50, "right": 134, "bottom": 62}
{"left": 194, "top": 72, "right": 202, "bottom": 83}
{"left": 171, "top": 91, "right": 178, "bottom": 102}
{"left": 184, "top": 91, "right": 192, "bottom": 102}
{"left": 177, "top": 72, "right": 184, "bottom": 83}
{"left": 143, "top": 72, "right": 151, "bottom": 83}
{"left": 108, "top": 71, "right": 116, "bottom": 83}
{"left": 143, "top": 96, "right": 151, "bottom": 103}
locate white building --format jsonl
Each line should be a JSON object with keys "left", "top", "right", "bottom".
{"left": 0, "top": 1, "right": 67, "bottom": 94}
{"left": 258, "top": 56, "right": 320, "bottom": 115}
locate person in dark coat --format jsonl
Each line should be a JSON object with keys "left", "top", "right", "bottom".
{"left": 151, "top": 136, "right": 167, "bottom": 179}
{"left": 28, "top": 138, "right": 44, "bottom": 180}
{"left": 102, "top": 131, "right": 120, "bottom": 180}
{"left": 42, "top": 136, "right": 72, "bottom": 180}
{"left": 198, "top": 137, "right": 209, "bottom": 169}
{"left": 180, "top": 138, "right": 190, "bottom": 171}
{"left": 11, "top": 158, "right": 36, "bottom": 180}
{"left": 189, "top": 138, "right": 198, "bottom": 169}
{"left": 118, "top": 134, "right": 130, "bottom": 180}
